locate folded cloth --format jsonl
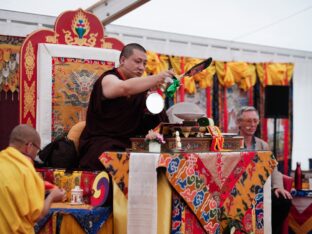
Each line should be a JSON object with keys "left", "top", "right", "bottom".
{"left": 127, "top": 153, "right": 159, "bottom": 234}
{"left": 35, "top": 205, "right": 111, "bottom": 234}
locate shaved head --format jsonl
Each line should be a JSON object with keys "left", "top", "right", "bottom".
{"left": 119, "top": 43, "right": 146, "bottom": 61}
{"left": 9, "top": 124, "right": 40, "bottom": 148}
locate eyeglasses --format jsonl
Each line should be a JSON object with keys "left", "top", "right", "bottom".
{"left": 32, "top": 142, "right": 41, "bottom": 151}
{"left": 241, "top": 118, "right": 259, "bottom": 124}
{"left": 27, "top": 142, "right": 41, "bottom": 152}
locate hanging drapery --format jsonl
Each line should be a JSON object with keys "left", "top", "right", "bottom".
{"left": 256, "top": 63, "right": 294, "bottom": 86}
{"left": 147, "top": 53, "right": 216, "bottom": 95}
{"left": 183, "top": 57, "right": 216, "bottom": 94}
{"left": 0, "top": 37, "right": 23, "bottom": 99}
{"left": 215, "top": 61, "right": 257, "bottom": 91}
{"left": 195, "top": 64, "right": 215, "bottom": 89}
{"left": 183, "top": 57, "right": 202, "bottom": 94}
{"left": 145, "top": 51, "right": 169, "bottom": 75}
{"left": 215, "top": 62, "right": 235, "bottom": 88}
{"left": 0, "top": 36, "right": 24, "bottom": 150}
{"left": 169, "top": 56, "right": 183, "bottom": 75}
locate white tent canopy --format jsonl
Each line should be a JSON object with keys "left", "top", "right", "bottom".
{"left": 1, "top": 0, "right": 312, "bottom": 52}
{"left": 0, "top": 0, "right": 312, "bottom": 170}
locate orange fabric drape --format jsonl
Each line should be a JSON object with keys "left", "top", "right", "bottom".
{"left": 145, "top": 51, "right": 169, "bottom": 75}
{"left": 215, "top": 61, "right": 256, "bottom": 91}
{"left": 183, "top": 57, "right": 202, "bottom": 94}
{"left": 194, "top": 65, "right": 215, "bottom": 89}
{"left": 169, "top": 55, "right": 183, "bottom": 75}
{"left": 256, "top": 63, "right": 294, "bottom": 86}
{"left": 146, "top": 52, "right": 294, "bottom": 96}
{"left": 170, "top": 56, "right": 215, "bottom": 94}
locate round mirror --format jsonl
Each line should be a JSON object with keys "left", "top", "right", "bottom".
{"left": 146, "top": 92, "right": 164, "bottom": 114}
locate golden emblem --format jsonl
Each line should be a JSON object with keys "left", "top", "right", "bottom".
{"left": 24, "top": 42, "right": 35, "bottom": 81}
{"left": 63, "top": 10, "right": 97, "bottom": 47}
{"left": 23, "top": 81, "right": 35, "bottom": 118}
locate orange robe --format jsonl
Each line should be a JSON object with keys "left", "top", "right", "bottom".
{"left": 0, "top": 147, "right": 44, "bottom": 233}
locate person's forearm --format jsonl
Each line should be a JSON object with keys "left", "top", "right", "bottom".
{"left": 271, "top": 167, "right": 284, "bottom": 189}
{"left": 36, "top": 193, "right": 54, "bottom": 221}
{"left": 120, "top": 75, "right": 160, "bottom": 96}
{"left": 102, "top": 70, "right": 174, "bottom": 99}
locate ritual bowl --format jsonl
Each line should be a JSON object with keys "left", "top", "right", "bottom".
{"left": 174, "top": 112, "right": 204, "bottom": 121}
{"left": 180, "top": 126, "right": 192, "bottom": 138}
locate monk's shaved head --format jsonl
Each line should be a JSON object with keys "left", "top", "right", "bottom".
{"left": 9, "top": 124, "right": 40, "bottom": 148}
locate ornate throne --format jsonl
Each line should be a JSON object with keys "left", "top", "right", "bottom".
{"left": 20, "top": 8, "right": 124, "bottom": 146}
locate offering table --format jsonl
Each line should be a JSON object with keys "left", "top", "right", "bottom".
{"left": 100, "top": 150, "right": 276, "bottom": 234}
{"left": 35, "top": 169, "right": 112, "bottom": 234}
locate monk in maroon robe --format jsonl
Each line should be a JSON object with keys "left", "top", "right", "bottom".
{"left": 79, "top": 43, "right": 174, "bottom": 170}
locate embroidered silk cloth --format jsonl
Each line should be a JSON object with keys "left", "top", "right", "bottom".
{"left": 99, "top": 152, "right": 130, "bottom": 197}
{"left": 171, "top": 190, "right": 206, "bottom": 233}
{"left": 101, "top": 151, "right": 275, "bottom": 233}
{"left": 158, "top": 151, "right": 276, "bottom": 233}
{"left": 52, "top": 57, "right": 114, "bottom": 139}
{"left": 0, "top": 35, "right": 23, "bottom": 95}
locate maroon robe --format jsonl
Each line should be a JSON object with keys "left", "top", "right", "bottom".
{"left": 79, "top": 68, "right": 168, "bottom": 170}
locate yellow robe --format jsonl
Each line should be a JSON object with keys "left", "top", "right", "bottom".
{"left": 0, "top": 147, "right": 44, "bottom": 234}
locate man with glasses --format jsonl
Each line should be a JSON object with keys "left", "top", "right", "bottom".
{"left": 0, "top": 124, "right": 66, "bottom": 233}
{"left": 236, "top": 106, "right": 292, "bottom": 234}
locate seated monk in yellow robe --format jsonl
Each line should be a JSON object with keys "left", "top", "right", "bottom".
{"left": 0, "top": 124, "right": 66, "bottom": 234}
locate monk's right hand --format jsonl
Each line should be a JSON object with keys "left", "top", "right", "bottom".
{"left": 155, "top": 70, "right": 175, "bottom": 88}
{"left": 50, "top": 188, "right": 67, "bottom": 202}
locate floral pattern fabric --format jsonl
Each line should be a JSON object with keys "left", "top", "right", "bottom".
{"left": 99, "top": 152, "right": 130, "bottom": 197}
{"left": 158, "top": 151, "right": 276, "bottom": 233}
{"left": 101, "top": 151, "right": 276, "bottom": 233}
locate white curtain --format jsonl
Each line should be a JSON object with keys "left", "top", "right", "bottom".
{"left": 292, "top": 60, "right": 312, "bottom": 170}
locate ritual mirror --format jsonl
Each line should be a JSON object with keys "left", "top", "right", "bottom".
{"left": 146, "top": 92, "right": 164, "bottom": 114}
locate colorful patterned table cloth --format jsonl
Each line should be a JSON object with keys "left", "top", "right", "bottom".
{"left": 100, "top": 151, "right": 276, "bottom": 233}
